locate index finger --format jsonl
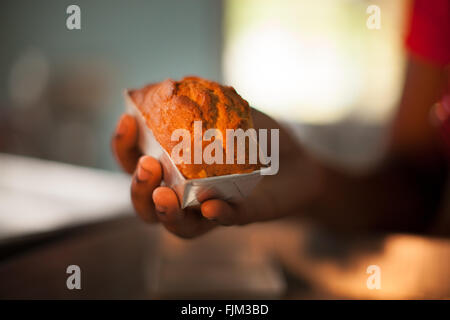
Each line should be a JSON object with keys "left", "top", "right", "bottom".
{"left": 111, "top": 114, "right": 142, "bottom": 174}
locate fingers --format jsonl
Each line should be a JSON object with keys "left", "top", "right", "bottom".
{"left": 112, "top": 114, "right": 142, "bottom": 174}
{"left": 200, "top": 199, "right": 240, "bottom": 226}
{"left": 152, "top": 187, "right": 183, "bottom": 222}
{"left": 131, "top": 156, "right": 162, "bottom": 223}
{"left": 153, "top": 187, "right": 217, "bottom": 238}
{"left": 129, "top": 154, "right": 233, "bottom": 236}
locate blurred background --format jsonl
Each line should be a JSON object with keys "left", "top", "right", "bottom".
{"left": 0, "top": 0, "right": 222, "bottom": 170}
{"left": 0, "top": 0, "right": 409, "bottom": 170}
{"left": 0, "top": 0, "right": 449, "bottom": 299}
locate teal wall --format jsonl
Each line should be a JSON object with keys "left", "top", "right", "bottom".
{"left": 0, "top": 0, "right": 223, "bottom": 170}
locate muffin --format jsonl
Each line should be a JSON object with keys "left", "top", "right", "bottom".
{"left": 129, "top": 76, "right": 261, "bottom": 179}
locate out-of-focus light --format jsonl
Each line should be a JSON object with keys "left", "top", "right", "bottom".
{"left": 224, "top": 0, "right": 407, "bottom": 124}
{"left": 224, "top": 23, "right": 360, "bottom": 122}
{"left": 0, "top": 154, "right": 132, "bottom": 241}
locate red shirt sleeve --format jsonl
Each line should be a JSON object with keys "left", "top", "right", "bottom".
{"left": 405, "top": 0, "right": 450, "bottom": 66}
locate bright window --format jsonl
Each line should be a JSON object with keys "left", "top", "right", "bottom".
{"left": 223, "top": 0, "right": 409, "bottom": 124}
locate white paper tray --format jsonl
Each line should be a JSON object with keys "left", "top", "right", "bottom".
{"left": 125, "top": 91, "right": 263, "bottom": 208}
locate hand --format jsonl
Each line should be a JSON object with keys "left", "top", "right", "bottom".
{"left": 112, "top": 114, "right": 253, "bottom": 238}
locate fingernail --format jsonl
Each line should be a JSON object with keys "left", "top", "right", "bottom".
{"left": 137, "top": 165, "right": 151, "bottom": 181}
{"left": 140, "top": 156, "right": 156, "bottom": 172}
{"left": 155, "top": 205, "right": 166, "bottom": 215}
{"left": 155, "top": 210, "right": 165, "bottom": 216}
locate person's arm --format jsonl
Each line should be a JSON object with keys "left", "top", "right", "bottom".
{"left": 230, "top": 55, "right": 448, "bottom": 234}
{"left": 294, "top": 56, "right": 448, "bottom": 233}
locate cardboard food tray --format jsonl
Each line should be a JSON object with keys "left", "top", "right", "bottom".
{"left": 124, "top": 91, "right": 263, "bottom": 208}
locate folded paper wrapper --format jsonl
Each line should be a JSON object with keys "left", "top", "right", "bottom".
{"left": 124, "top": 91, "right": 263, "bottom": 209}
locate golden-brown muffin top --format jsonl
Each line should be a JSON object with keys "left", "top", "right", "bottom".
{"left": 130, "top": 76, "right": 260, "bottom": 179}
